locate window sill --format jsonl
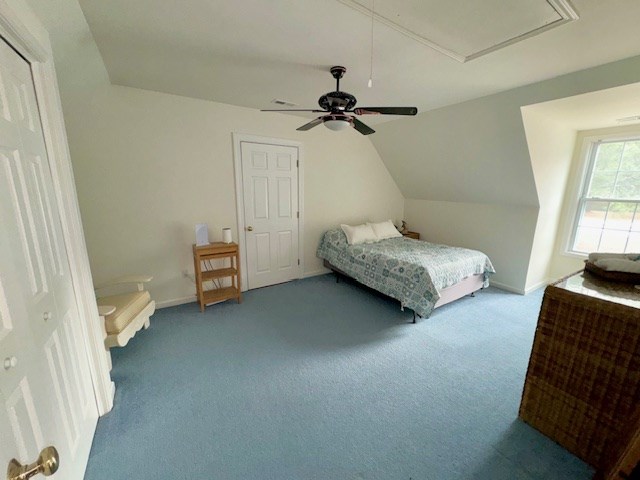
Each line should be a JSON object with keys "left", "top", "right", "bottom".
{"left": 561, "top": 250, "right": 588, "bottom": 260}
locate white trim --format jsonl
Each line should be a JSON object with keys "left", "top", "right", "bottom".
{"left": 490, "top": 281, "right": 525, "bottom": 295}
{"left": 0, "top": 2, "right": 113, "bottom": 414}
{"left": 303, "top": 269, "right": 329, "bottom": 278}
{"left": 297, "top": 144, "right": 305, "bottom": 283}
{"left": 565, "top": 137, "right": 599, "bottom": 253}
{"left": 561, "top": 132, "right": 640, "bottom": 257}
{"left": 336, "top": 0, "right": 578, "bottom": 63}
{"left": 557, "top": 135, "right": 594, "bottom": 256}
{"left": 492, "top": 278, "right": 550, "bottom": 295}
{"left": 560, "top": 250, "right": 587, "bottom": 259}
{"left": 0, "top": 3, "right": 47, "bottom": 62}
{"left": 156, "top": 295, "right": 197, "bottom": 309}
{"left": 232, "top": 133, "right": 305, "bottom": 292}
{"left": 524, "top": 279, "right": 551, "bottom": 294}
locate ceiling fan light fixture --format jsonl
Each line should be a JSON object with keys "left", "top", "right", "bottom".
{"left": 323, "top": 115, "right": 352, "bottom": 131}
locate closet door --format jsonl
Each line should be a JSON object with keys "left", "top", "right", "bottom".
{"left": 0, "top": 37, "right": 98, "bottom": 480}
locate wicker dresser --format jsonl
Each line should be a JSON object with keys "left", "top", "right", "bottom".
{"left": 519, "top": 270, "right": 640, "bottom": 472}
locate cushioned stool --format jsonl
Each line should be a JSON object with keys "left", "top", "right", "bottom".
{"left": 95, "top": 275, "right": 155, "bottom": 350}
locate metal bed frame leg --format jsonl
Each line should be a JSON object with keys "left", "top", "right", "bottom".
{"left": 470, "top": 291, "right": 476, "bottom": 297}
{"left": 402, "top": 302, "right": 421, "bottom": 324}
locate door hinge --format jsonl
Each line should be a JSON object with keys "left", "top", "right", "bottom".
{"left": 297, "top": 211, "right": 299, "bottom": 218}
{"left": 298, "top": 259, "right": 300, "bottom": 265}
{"left": 296, "top": 160, "right": 299, "bottom": 168}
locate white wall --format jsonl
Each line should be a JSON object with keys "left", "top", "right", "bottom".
{"left": 71, "top": 86, "right": 404, "bottom": 305}
{"left": 25, "top": 0, "right": 640, "bottom": 298}
{"left": 26, "top": 0, "right": 404, "bottom": 307}
{"left": 373, "top": 54, "right": 640, "bottom": 292}
{"left": 520, "top": 109, "right": 577, "bottom": 290}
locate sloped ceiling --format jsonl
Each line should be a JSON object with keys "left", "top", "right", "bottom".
{"left": 371, "top": 91, "right": 542, "bottom": 206}
{"left": 75, "top": 0, "right": 640, "bottom": 208}
{"left": 371, "top": 54, "right": 640, "bottom": 206}
{"left": 522, "top": 82, "right": 640, "bottom": 132}
{"left": 79, "top": 0, "right": 640, "bottom": 122}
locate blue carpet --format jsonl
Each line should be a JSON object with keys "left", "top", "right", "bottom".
{"left": 85, "top": 275, "right": 593, "bottom": 480}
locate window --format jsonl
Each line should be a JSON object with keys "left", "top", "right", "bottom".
{"left": 570, "top": 138, "right": 640, "bottom": 254}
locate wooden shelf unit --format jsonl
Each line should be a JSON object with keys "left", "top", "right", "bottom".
{"left": 193, "top": 242, "right": 242, "bottom": 312}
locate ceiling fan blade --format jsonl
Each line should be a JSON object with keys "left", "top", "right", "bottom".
{"left": 352, "top": 118, "right": 375, "bottom": 135}
{"left": 353, "top": 107, "right": 418, "bottom": 116}
{"left": 261, "top": 109, "right": 327, "bottom": 112}
{"left": 296, "top": 117, "right": 323, "bottom": 131}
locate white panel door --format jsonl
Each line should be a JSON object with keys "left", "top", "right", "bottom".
{"left": 0, "top": 38, "right": 98, "bottom": 479}
{"left": 241, "top": 141, "right": 299, "bottom": 289}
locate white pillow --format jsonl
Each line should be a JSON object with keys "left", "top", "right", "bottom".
{"left": 340, "top": 223, "right": 378, "bottom": 245}
{"left": 368, "top": 220, "right": 402, "bottom": 240}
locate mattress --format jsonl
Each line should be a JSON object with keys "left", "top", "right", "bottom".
{"left": 316, "top": 229, "right": 495, "bottom": 317}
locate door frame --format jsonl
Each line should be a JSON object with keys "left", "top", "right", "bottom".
{"left": 0, "top": 2, "right": 114, "bottom": 415}
{"left": 232, "top": 133, "right": 304, "bottom": 292}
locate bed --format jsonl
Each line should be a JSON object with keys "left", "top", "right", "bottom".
{"left": 316, "top": 228, "right": 495, "bottom": 320}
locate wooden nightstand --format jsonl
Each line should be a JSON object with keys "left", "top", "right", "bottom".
{"left": 193, "top": 243, "right": 242, "bottom": 312}
{"left": 402, "top": 231, "right": 420, "bottom": 240}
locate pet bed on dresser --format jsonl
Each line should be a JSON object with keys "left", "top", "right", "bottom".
{"left": 317, "top": 228, "right": 495, "bottom": 319}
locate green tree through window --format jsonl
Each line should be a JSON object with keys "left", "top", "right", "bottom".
{"left": 571, "top": 139, "right": 640, "bottom": 253}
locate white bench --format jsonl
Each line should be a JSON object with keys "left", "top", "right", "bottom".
{"left": 95, "top": 275, "right": 156, "bottom": 352}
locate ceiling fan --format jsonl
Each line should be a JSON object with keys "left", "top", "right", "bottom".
{"left": 261, "top": 66, "right": 418, "bottom": 135}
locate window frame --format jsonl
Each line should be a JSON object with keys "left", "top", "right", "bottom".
{"left": 566, "top": 134, "right": 640, "bottom": 256}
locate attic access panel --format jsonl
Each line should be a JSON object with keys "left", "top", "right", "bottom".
{"left": 338, "top": 0, "right": 578, "bottom": 62}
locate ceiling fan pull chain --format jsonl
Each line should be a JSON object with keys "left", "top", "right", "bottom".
{"left": 368, "top": 0, "right": 374, "bottom": 88}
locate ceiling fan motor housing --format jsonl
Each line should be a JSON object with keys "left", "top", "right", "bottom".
{"left": 318, "top": 91, "right": 357, "bottom": 111}
{"left": 330, "top": 65, "right": 347, "bottom": 79}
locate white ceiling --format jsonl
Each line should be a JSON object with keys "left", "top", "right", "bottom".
{"left": 522, "top": 82, "right": 640, "bottom": 132}
{"left": 78, "top": 0, "right": 640, "bottom": 125}
{"left": 342, "top": 0, "right": 575, "bottom": 61}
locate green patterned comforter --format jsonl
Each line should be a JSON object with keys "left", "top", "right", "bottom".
{"left": 316, "top": 229, "right": 495, "bottom": 317}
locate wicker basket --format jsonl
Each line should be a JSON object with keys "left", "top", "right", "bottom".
{"left": 519, "top": 271, "right": 640, "bottom": 470}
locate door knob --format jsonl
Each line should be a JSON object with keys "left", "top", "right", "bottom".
{"left": 6, "top": 446, "right": 59, "bottom": 480}
{"left": 246, "top": 226, "right": 253, "bottom": 231}
{"left": 42, "top": 312, "right": 52, "bottom": 322}
{"left": 3, "top": 356, "right": 17, "bottom": 370}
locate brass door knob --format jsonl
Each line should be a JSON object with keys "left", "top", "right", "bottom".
{"left": 6, "top": 446, "right": 59, "bottom": 480}
{"left": 246, "top": 226, "right": 253, "bottom": 231}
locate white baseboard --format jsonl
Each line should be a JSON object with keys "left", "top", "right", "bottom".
{"left": 524, "top": 279, "right": 550, "bottom": 294}
{"left": 156, "top": 295, "right": 196, "bottom": 309}
{"left": 491, "top": 278, "right": 550, "bottom": 295}
{"left": 158, "top": 273, "right": 326, "bottom": 309}
{"left": 303, "top": 269, "right": 329, "bottom": 278}
{"left": 108, "top": 381, "right": 116, "bottom": 412}
{"left": 490, "top": 281, "right": 525, "bottom": 295}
